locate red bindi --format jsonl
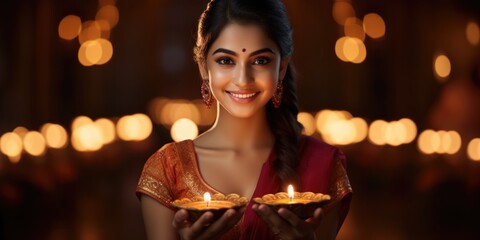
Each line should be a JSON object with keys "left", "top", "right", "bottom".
{"left": 242, "top": 48, "right": 246, "bottom": 52}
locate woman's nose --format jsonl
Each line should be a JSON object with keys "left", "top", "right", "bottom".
{"left": 234, "top": 64, "right": 253, "bottom": 87}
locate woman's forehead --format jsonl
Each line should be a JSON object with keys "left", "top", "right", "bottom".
{"left": 209, "top": 23, "right": 279, "bottom": 54}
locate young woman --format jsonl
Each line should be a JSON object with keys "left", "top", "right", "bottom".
{"left": 136, "top": 0, "right": 352, "bottom": 239}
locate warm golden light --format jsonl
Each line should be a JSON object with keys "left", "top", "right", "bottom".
{"left": 343, "top": 37, "right": 359, "bottom": 61}
{"left": 13, "top": 126, "right": 29, "bottom": 138}
{"left": 40, "top": 123, "right": 68, "bottom": 149}
{"left": 78, "top": 38, "right": 113, "bottom": 66}
{"left": 78, "top": 21, "right": 101, "bottom": 44}
{"left": 344, "top": 17, "right": 365, "bottom": 41}
{"left": 170, "top": 118, "right": 199, "bottom": 142}
{"left": 467, "top": 138, "right": 480, "bottom": 161}
{"left": 161, "top": 101, "right": 201, "bottom": 126}
{"left": 78, "top": 42, "right": 94, "bottom": 67}
{"left": 0, "top": 132, "right": 23, "bottom": 160}
{"left": 72, "top": 116, "right": 94, "bottom": 130}
{"left": 332, "top": 1, "right": 356, "bottom": 26}
{"left": 368, "top": 120, "right": 388, "bottom": 145}
{"left": 297, "top": 112, "right": 316, "bottom": 136}
{"left": 466, "top": 21, "right": 480, "bottom": 46}
{"left": 58, "top": 15, "right": 82, "bottom": 40}
{"left": 447, "top": 131, "right": 462, "bottom": 154}
{"left": 337, "top": 37, "right": 366, "bottom": 64}
{"left": 94, "top": 118, "right": 116, "bottom": 144}
{"left": 23, "top": 131, "right": 46, "bottom": 156}
{"left": 363, "top": 13, "right": 386, "bottom": 39}
{"left": 287, "top": 185, "right": 294, "bottom": 201}
{"left": 96, "top": 5, "right": 119, "bottom": 29}
{"left": 335, "top": 37, "right": 349, "bottom": 62}
{"left": 398, "top": 118, "right": 417, "bottom": 144}
{"left": 316, "top": 110, "right": 347, "bottom": 136}
{"left": 116, "top": 114, "right": 153, "bottom": 141}
{"left": 85, "top": 40, "right": 103, "bottom": 64}
{"left": 349, "top": 38, "right": 367, "bottom": 64}
{"left": 384, "top": 121, "right": 407, "bottom": 146}
{"left": 417, "top": 130, "right": 459, "bottom": 154}
{"left": 351, "top": 117, "right": 368, "bottom": 143}
{"left": 204, "top": 192, "right": 211, "bottom": 207}
{"left": 324, "top": 119, "right": 356, "bottom": 145}
{"left": 96, "top": 38, "right": 113, "bottom": 65}
{"left": 71, "top": 123, "right": 104, "bottom": 152}
{"left": 434, "top": 54, "right": 451, "bottom": 80}
{"left": 418, "top": 129, "right": 437, "bottom": 154}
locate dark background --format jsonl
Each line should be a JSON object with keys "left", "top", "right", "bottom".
{"left": 1, "top": 0, "right": 480, "bottom": 239}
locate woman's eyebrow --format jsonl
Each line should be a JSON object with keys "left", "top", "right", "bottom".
{"left": 249, "top": 48, "right": 275, "bottom": 56}
{"left": 212, "top": 48, "right": 237, "bottom": 56}
{"left": 211, "top": 47, "right": 276, "bottom": 56}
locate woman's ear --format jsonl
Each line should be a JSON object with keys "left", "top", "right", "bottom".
{"left": 279, "top": 56, "right": 291, "bottom": 81}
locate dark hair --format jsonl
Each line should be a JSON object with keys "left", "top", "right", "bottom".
{"left": 194, "top": 0, "right": 303, "bottom": 188}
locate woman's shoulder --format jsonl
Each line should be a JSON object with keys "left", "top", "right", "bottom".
{"left": 146, "top": 139, "right": 195, "bottom": 165}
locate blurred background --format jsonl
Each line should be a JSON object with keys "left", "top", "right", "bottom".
{"left": 1, "top": 0, "right": 479, "bottom": 239}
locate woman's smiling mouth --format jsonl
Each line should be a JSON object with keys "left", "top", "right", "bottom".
{"left": 226, "top": 91, "right": 259, "bottom": 101}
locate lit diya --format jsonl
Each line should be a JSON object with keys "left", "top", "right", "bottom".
{"left": 253, "top": 185, "right": 331, "bottom": 220}
{"left": 171, "top": 192, "right": 248, "bottom": 222}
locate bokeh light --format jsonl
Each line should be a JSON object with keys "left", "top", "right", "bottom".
{"left": 78, "top": 21, "right": 101, "bottom": 44}
{"left": 72, "top": 122, "right": 104, "bottom": 152}
{"left": 171, "top": 118, "right": 199, "bottom": 142}
{"left": 344, "top": 17, "right": 365, "bottom": 41}
{"left": 94, "top": 118, "right": 116, "bottom": 144}
{"left": 363, "top": 13, "right": 386, "bottom": 39}
{"left": 332, "top": 1, "right": 356, "bottom": 26}
{"left": 40, "top": 123, "right": 68, "bottom": 149}
{"left": 161, "top": 100, "right": 201, "bottom": 126}
{"left": 467, "top": 138, "right": 480, "bottom": 161}
{"left": 96, "top": 5, "right": 119, "bottom": 30}
{"left": 13, "top": 126, "right": 29, "bottom": 139}
{"left": 0, "top": 132, "right": 23, "bottom": 162}
{"left": 368, "top": 120, "right": 388, "bottom": 145}
{"left": 23, "top": 131, "right": 47, "bottom": 156}
{"left": 116, "top": 114, "right": 153, "bottom": 141}
{"left": 351, "top": 117, "right": 368, "bottom": 143}
{"left": 58, "top": 15, "right": 82, "bottom": 40}
{"left": 398, "top": 118, "right": 417, "bottom": 144}
{"left": 297, "top": 112, "right": 316, "bottom": 136}
{"left": 418, "top": 130, "right": 461, "bottom": 155}
{"left": 433, "top": 54, "right": 451, "bottom": 81}
{"left": 466, "top": 21, "right": 479, "bottom": 46}
{"left": 78, "top": 39, "right": 113, "bottom": 66}
{"left": 336, "top": 37, "right": 366, "bottom": 63}
{"left": 418, "top": 129, "right": 438, "bottom": 154}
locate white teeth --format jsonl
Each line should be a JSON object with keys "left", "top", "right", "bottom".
{"left": 229, "top": 92, "right": 257, "bottom": 99}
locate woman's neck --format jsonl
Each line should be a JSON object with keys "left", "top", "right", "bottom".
{"left": 201, "top": 104, "right": 274, "bottom": 150}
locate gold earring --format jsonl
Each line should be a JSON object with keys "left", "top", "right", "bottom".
{"left": 201, "top": 80, "right": 213, "bottom": 108}
{"left": 272, "top": 80, "right": 283, "bottom": 108}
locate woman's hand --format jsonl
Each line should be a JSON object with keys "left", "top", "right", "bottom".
{"left": 252, "top": 203, "right": 324, "bottom": 240}
{"left": 172, "top": 207, "right": 246, "bottom": 240}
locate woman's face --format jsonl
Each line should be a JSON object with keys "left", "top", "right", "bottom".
{"left": 206, "top": 23, "right": 289, "bottom": 118}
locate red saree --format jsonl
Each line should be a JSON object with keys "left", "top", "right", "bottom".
{"left": 136, "top": 136, "right": 352, "bottom": 239}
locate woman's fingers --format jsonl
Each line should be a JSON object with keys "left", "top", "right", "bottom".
{"left": 174, "top": 208, "right": 245, "bottom": 240}
{"left": 172, "top": 209, "right": 189, "bottom": 229}
{"left": 252, "top": 204, "right": 288, "bottom": 233}
{"left": 254, "top": 204, "right": 325, "bottom": 239}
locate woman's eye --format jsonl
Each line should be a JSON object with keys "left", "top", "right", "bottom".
{"left": 253, "top": 57, "right": 271, "bottom": 65}
{"left": 216, "top": 58, "right": 234, "bottom": 65}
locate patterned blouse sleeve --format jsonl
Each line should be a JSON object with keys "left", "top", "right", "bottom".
{"left": 328, "top": 149, "right": 353, "bottom": 230}
{"left": 136, "top": 145, "right": 177, "bottom": 210}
